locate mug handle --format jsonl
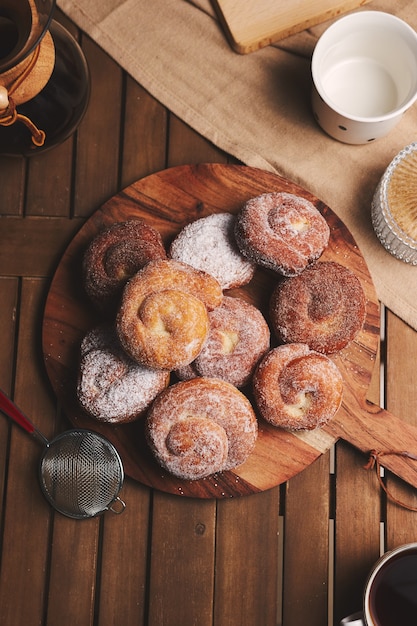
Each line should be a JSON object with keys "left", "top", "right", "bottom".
{"left": 340, "top": 612, "right": 364, "bottom": 625}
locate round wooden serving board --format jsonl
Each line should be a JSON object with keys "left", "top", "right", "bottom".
{"left": 42, "top": 163, "right": 417, "bottom": 498}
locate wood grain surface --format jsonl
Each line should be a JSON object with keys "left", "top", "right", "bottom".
{"left": 42, "top": 162, "right": 417, "bottom": 498}
{"left": 212, "top": 0, "right": 372, "bottom": 53}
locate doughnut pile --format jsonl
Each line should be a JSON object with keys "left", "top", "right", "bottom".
{"left": 83, "top": 219, "right": 167, "bottom": 312}
{"left": 145, "top": 377, "right": 258, "bottom": 480}
{"left": 253, "top": 344, "right": 343, "bottom": 430}
{"left": 175, "top": 295, "right": 270, "bottom": 388}
{"left": 77, "top": 189, "right": 367, "bottom": 480}
{"left": 170, "top": 212, "right": 255, "bottom": 289}
{"left": 234, "top": 192, "right": 330, "bottom": 276}
{"left": 116, "top": 259, "right": 222, "bottom": 370}
{"left": 77, "top": 325, "right": 169, "bottom": 423}
{"left": 269, "top": 261, "right": 366, "bottom": 354}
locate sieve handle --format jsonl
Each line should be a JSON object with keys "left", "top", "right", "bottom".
{"left": 109, "top": 496, "right": 126, "bottom": 515}
{"left": 0, "top": 388, "right": 48, "bottom": 445}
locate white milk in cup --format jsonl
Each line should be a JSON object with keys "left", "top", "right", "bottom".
{"left": 311, "top": 12, "right": 417, "bottom": 144}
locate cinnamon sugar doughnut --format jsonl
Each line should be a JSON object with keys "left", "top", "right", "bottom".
{"left": 175, "top": 296, "right": 270, "bottom": 388}
{"left": 116, "top": 259, "right": 223, "bottom": 370}
{"left": 169, "top": 212, "right": 255, "bottom": 289}
{"left": 253, "top": 343, "right": 343, "bottom": 430}
{"left": 145, "top": 377, "right": 258, "bottom": 480}
{"left": 270, "top": 261, "right": 366, "bottom": 354}
{"left": 77, "top": 325, "right": 170, "bottom": 424}
{"left": 235, "top": 192, "right": 330, "bottom": 276}
{"left": 83, "top": 219, "right": 167, "bottom": 312}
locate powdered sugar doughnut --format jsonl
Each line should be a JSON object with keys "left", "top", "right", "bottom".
{"left": 175, "top": 296, "right": 270, "bottom": 388}
{"left": 235, "top": 192, "right": 330, "bottom": 276}
{"left": 146, "top": 377, "right": 258, "bottom": 480}
{"left": 270, "top": 261, "right": 366, "bottom": 354}
{"left": 116, "top": 259, "right": 223, "bottom": 370}
{"left": 253, "top": 343, "right": 343, "bottom": 430}
{"left": 77, "top": 325, "right": 170, "bottom": 423}
{"left": 169, "top": 212, "right": 255, "bottom": 289}
{"left": 83, "top": 220, "right": 167, "bottom": 312}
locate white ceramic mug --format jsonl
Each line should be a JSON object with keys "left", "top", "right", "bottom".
{"left": 311, "top": 11, "right": 417, "bottom": 144}
{"left": 340, "top": 543, "right": 417, "bottom": 625}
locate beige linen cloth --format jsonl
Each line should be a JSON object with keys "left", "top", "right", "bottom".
{"left": 57, "top": 0, "right": 417, "bottom": 330}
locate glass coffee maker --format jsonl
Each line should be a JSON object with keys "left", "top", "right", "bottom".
{"left": 0, "top": 0, "right": 89, "bottom": 156}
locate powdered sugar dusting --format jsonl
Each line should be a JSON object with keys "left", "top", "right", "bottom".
{"left": 146, "top": 377, "right": 258, "bottom": 480}
{"left": 170, "top": 213, "right": 255, "bottom": 289}
{"left": 77, "top": 325, "right": 169, "bottom": 423}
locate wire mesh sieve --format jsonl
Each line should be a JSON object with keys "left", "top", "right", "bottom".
{"left": 0, "top": 389, "right": 126, "bottom": 519}
{"left": 40, "top": 429, "right": 125, "bottom": 519}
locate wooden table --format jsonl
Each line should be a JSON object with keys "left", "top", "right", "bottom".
{"left": 1, "top": 10, "right": 417, "bottom": 626}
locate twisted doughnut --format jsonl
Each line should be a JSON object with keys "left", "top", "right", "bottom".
{"left": 269, "top": 261, "right": 366, "bottom": 354}
{"left": 77, "top": 325, "right": 169, "bottom": 423}
{"left": 116, "top": 259, "right": 223, "bottom": 370}
{"left": 169, "top": 212, "right": 255, "bottom": 289}
{"left": 145, "top": 377, "right": 258, "bottom": 480}
{"left": 235, "top": 192, "right": 330, "bottom": 276}
{"left": 175, "top": 295, "right": 270, "bottom": 388}
{"left": 253, "top": 343, "right": 343, "bottom": 430}
{"left": 83, "top": 219, "right": 167, "bottom": 312}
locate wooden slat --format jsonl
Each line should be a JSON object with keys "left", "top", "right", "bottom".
{"left": 385, "top": 312, "right": 417, "bottom": 546}
{"left": 0, "top": 279, "right": 54, "bottom": 626}
{"left": 0, "top": 278, "right": 18, "bottom": 391}
{"left": 25, "top": 139, "right": 74, "bottom": 217}
{"left": 46, "top": 514, "right": 101, "bottom": 626}
{"left": 332, "top": 311, "right": 382, "bottom": 623}
{"left": 0, "top": 278, "right": 19, "bottom": 528}
{"left": 97, "top": 479, "right": 151, "bottom": 626}
{"left": 73, "top": 36, "right": 123, "bottom": 217}
{"left": 333, "top": 440, "right": 381, "bottom": 624}
{"left": 0, "top": 156, "right": 26, "bottom": 215}
{"left": 214, "top": 489, "right": 280, "bottom": 626}
{"left": 168, "top": 114, "right": 232, "bottom": 167}
{"left": 0, "top": 216, "right": 84, "bottom": 277}
{"left": 121, "top": 79, "right": 168, "bottom": 189}
{"left": 148, "top": 493, "right": 217, "bottom": 626}
{"left": 283, "top": 453, "right": 330, "bottom": 626}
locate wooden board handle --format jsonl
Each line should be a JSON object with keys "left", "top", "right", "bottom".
{"left": 326, "top": 397, "right": 417, "bottom": 491}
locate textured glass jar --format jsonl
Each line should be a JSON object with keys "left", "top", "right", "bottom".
{"left": 371, "top": 143, "right": 417, "bottom": 264}
{"left": 0, "top": 0, "right": 89, "bottom": 156}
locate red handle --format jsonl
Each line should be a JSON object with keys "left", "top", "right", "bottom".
{"left": 0, "top": 388, "right": 36, "bottom": 434}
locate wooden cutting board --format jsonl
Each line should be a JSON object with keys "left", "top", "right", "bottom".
{"left": 211, "top": 0, "right": 372, "bottom": 53}
{"left": 42, "top": 163, "right": 417, "bottom": 499}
